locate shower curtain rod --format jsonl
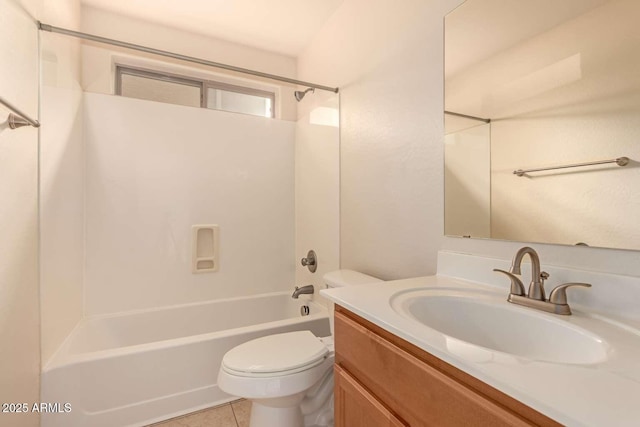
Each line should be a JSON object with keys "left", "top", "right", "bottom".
{"left": 0, "top": 96, "right": 40, "bottom": 128}
{"left": 38, "top": 22, "right": 340, "bottom": 94}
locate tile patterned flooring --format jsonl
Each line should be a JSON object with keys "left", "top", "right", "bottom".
{"left": 151, "top": 400, "right": 251, "bottom": 427}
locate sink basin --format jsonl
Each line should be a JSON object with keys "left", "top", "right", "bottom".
{"left": 390, "top": 289, "right": 609, "bottom": 365}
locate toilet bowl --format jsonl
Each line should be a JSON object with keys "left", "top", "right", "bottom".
{"left": 218, "top": 331, "right": 335, "bottom": 427}
{"left": 217, "top": 270, "right": 382, "bottom": 427}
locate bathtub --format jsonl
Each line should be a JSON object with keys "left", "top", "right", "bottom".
{"left": 41, "top": 292, "right": 330, "bottom": 427}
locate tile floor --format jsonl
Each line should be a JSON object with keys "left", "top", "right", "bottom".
{"left": 150, "top": 400, "right": 251, "bottom": 427}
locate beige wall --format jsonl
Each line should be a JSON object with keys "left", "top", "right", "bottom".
{"left": 299, "top": 0, "right": 640, "bottom": 280}
{"left": 491, "top": 114, "right": 640, "bottom": 249}
{"left": 443, "top": 0, "right": 640, "bottom": 273}
{"left": 1, "top": 0, "right": 83, "bottom": 415}
{"left": 446, "top": 0, "right": 640, "bottom": 250}
{"left": 444, "top": 123, "right": 491, "bottom": 238}
{"left": 0, "top": 1, "right": 40, "bottom": 425}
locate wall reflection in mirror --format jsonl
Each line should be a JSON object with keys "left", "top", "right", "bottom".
{"left": 444, "top": 0, "right": 640, "bottom": 251}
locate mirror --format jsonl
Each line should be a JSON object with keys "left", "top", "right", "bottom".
{"left": 444, "top": 0, "right": 640, "bottom": 251}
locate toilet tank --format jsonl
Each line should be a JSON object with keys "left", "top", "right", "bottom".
{"left": 324, "top": 270, "right": 383, "bottom": 289}
{"left": 323, "top": 270, "right": 383, "bottom": 335}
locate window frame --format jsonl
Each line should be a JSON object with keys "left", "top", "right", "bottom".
{"left": 115, "top": 65, "right": 276, "bottom": 118}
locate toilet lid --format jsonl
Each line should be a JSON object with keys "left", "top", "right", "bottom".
{"left": 222, "top": 331, "right": 329, "bottom": 375}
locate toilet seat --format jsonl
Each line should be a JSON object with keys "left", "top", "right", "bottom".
{"left": 222, "top": 331, "right": 330, "bottom": 378}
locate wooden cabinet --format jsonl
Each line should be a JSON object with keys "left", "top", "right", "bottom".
{"left": 334, "top": 306, "right": 561, "bottom": 427}
{"left": 335, "top": 364, "right": 408, "bottom": 427}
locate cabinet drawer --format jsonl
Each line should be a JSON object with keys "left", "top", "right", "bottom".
{"left": 335, "top": 309, "right": 538, "bottom": 427}
{"left": 335, "top": 364, "right": 408, "bottom": 427}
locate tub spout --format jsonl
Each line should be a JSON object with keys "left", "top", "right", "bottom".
{"left": 292, "top": 285, "right": 314, "bottom": 299}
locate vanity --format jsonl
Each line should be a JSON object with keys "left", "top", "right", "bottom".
{"left": 321, "top": 251, "right": 640, "bottom": 426}
{"left": 333, "top": 306, "right": 558, "bottom": 426}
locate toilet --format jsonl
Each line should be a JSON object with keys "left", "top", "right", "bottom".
{"left": 217, "top": 270, "right": 382, "bottom": 427}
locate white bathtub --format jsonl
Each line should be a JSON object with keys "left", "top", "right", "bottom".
{"left": 41, "top": 292, "right": 330, "bottom": 427}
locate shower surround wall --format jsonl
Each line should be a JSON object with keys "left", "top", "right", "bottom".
{"left": 40, "top": 30, "right": 84, "bottom": 366}
{"left": 39, "top": 5, "right": 302, "bottom": 363}
{"left": 83, "top": 93, "right": 295, "bottom": 315}
{"left": 294, "top": 91, "right": 340, "bottom": 298}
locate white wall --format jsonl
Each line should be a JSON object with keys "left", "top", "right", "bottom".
{"left": 299, "top": 0, "right": 461, "bottom": 280}
{"left": 84, "top": 93, "right": 295, "bottom": 315}
{"left": 294, "top": 91, "right": 340, "bottom": 298}
{"left": 0, "top": 1, "right": 40, "bottom": 425}
{"left": 39, "top": 4, "right": 84, "bottom": 366}
{"left": 299, "top": 0, "right": 640, "bottom": 281}
{"left": 80, "top": 6, "right": 298, "bottom": 122}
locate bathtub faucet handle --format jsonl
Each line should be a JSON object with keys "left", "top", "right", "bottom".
{"left": 292, "top": 285, "right": 314, "bottom": 299}
{"left": 300, "top": 250, "right": 317, "bottom": 273}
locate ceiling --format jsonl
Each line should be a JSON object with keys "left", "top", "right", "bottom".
{"left": 81, "top": 0, "right": 344, "bottom": 57}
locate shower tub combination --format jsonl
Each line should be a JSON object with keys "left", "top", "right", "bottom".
{"left": 41, "top": 292, "right": 330, "bottom": 427}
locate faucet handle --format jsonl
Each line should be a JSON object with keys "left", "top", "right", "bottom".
{"left": 549, "top": 283, "right": 591, "bottom": 305}
{"left": 493, "top": 269, "right": 526, "bottom": 296}
{"left": 300, "top": 250, "right": 317, "bottom": 273}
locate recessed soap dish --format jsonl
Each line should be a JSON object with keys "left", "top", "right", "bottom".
{"left": 192, "top": 225, "right": 219, "bottom": 273}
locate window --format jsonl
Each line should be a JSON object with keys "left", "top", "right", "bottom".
{"left": 117, "top": 68, "right": 202, "bottom": 108}
{"left": 115, "top": 66, "right": 275, "bottom": 118}
{"left": 206, "top": 85, "right": 273, "bottom": 118}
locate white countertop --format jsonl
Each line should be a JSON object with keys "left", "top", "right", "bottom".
{"left": 321, "top": 274, "right": 640, "bottom": 426}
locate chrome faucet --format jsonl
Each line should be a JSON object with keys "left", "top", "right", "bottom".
{"left": 494, "top": 247, "right": 591, "bottom": 315}
{"left": 292, "top": 285, "right": 314, "bottom": 299}
{"left": 510, "top": 246, "right": 547, "bottom": 300}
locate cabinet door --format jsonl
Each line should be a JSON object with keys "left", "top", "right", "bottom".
{"left": 335, "top": 364, "right": 408, "bottom": 427}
